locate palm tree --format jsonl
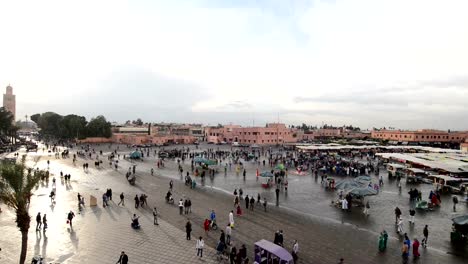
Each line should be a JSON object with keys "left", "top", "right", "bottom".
{"left": 0, "top": 156, "right": 44, "bottom": 264}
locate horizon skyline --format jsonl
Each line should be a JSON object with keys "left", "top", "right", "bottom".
{"left": 2, "top": 0, "right": 468, "bottom": 130}
{"left": 13, "top": 106, "right": 467, "bottom": 132}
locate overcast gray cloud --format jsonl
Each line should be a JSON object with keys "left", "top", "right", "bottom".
{"left": 1, "top": 0, "right": 468, "bottom": 130}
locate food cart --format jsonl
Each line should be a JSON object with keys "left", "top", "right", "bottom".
{"left": 254, "top": 239, "right": 294, "bottom": 264}
{"left": 451, "top": 215, "right": 468, "bottom": 244}
{"left": 405, "top": 168, "right": 430, "bottom": 184}
{"left": 430, "top": 175, "right": 468, "bottom": 194}
{"left": 260, "top": 171, "right": 274, "bottom": 188}
{"left": 386, "top": 163, "right": 406, "bottom": 178}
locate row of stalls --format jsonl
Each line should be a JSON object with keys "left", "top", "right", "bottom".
{"left": 381, "top": 153, "right": 468, "bottom": 195}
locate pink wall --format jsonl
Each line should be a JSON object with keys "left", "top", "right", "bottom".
{"left": 77, "top": 137, "right": 113, "bottom": 143}
{"left": 112, "top": 133, "right": 196, "bottom": 144}
{"left": 371, "top": 130, "right": 468, "bottom": 143}
{"left": 205, "top": 124, "right": 297, "bottom": 145}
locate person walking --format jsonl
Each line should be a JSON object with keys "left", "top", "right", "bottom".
{"left": 185, "top": 219, "right": 192, "bottom": 240}
{"left": 422, "top": 225, "right": 429, "bottom": 248}
{"left": 169, "top": 180, "right": 173, "bottom": 190}
{"left": 401, "top": 241, "right": 409, "bottom": 263}
{"left": 203, "top": 219, "right": 210, "bottom": 234}
{"left": 67, "top": 210, "right": 75, "bottom": 228}
{"left": 363, "top": 201, "right": 370, "bottom": 216}
{"left": 118, "top": 192, "right": 125, "bottom": 206}
{"left": 292, "top": 240, "right": 299, "bottom": 264}
{"left": 42, "top": 214, "right": 48, "bottom": 232}
{"left": 196, "top": 236, "right": 204, "bottom": 258}
{"left": 102, "top": 193, "right": 108, "bottom": 208}
{"left": 153, "top": 207, "right": 159, "bottom": 225}
{"left": 230, "top": 246, "right": 237, "bottom": 264}
{"left": 225, "top": 223, "right": 232, "bottom": 245}
{"left": 36, "top": 212, "right": 42, "bottom": 231}
{"left": 184, "top": 199, "right": 189, "bottom": 214}
{"left": 453, "top": 195, "right": 459, "bottom": 211}
{"left": 134, "top": 195, "right": 139, "bottom": 209}
{"left": 394, "top": 207, "right": 402, "bottom": 224}
{"left": 397, "top": 217, "right": 404, "bottom": 234}
{"left": 275, "top": 186, "right": 280, "bottom": 206}
{"left": 378, "top": 231, "right": 388, "bottom": 252}
{"left": 116, "top": 251, "right": 128, "bottom": 264}
{"left": 263, "top": 198, "right": 267, "bottom": 212}
{"left": 178, "top": 199, "right": 184, "bottom": 215}
{"left": 412, "top": 238, "right": 420, "bottom": 259}
{"left": 409, "top": 209, "right": 416, "bottom": 224}
{"left": 250, "top": 196, "right": 255, "bottom": 211}
{"left": 229, "top": 210, "right": 235, "bottom": 228}
{"left": 278, "top": 230, "right": 284, "bottom": 247}
{"left": 245, "top": 195, "right": 249, "bottom": 210}
{"left": 187, "top": 199, "right": 192, "bottom": 213}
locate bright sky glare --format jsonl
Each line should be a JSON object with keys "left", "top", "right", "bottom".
{"left": 1, "top": 0, "right": 467, "bottom": 129}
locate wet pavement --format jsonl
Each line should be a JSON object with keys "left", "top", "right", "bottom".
{"left": 0, "top": 143, "right": 467, "bottom": 264}
{"left": 133, "top": 144, "right": 468, "bottom": 256}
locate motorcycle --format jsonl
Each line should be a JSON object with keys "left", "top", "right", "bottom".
{"left": 31, "top": 256, "right": 44, "bottom": 264}
{"left": 165, "top": 195, "right": 174, "bottom": 204}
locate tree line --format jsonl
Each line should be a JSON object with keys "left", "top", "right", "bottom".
{"left": 0, "top": 107, "right": 18, "bottom": 143}
{"left": 291, "top": 123, "right": 361, "bottom": 132}
{"left": 30, "top": 112, "right": 112, "bottom": 139}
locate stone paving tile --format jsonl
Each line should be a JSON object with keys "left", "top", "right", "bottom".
{"left": 0, "top": 158, "right": 220, "bottom": 263}
{"left": 2, "top": 151, "right": 467, "bottom": 264}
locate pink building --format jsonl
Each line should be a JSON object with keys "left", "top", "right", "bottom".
{"left": 112, "top": 133, "right": 196, "bottom": 145}
{"left": 371, "top": 129, "right": 468, "bottom": 143}
{"left": 205, "top": 123, "right": 297, "bottom": 145}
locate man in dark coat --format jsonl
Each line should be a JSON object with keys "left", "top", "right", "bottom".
{"left": 116, "top": 251, "right": 128, "bottom": 264}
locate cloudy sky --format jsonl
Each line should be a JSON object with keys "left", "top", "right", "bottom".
{"left": 1, "top": 0, "right": 467, "bottom": 130}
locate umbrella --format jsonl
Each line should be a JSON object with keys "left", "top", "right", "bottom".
{"left": 194, "top": 157, "right": 217, "bottom": 165}
{"left": 354, "top": 176, "right": 372, "bottom": 182}
{"left": 452, "top": 215, "right": 468, "bottom": 225}
{"left": 194, "top": 157, "right": 206, "bottom": 163}
{"left": 347, "top": 187, "right": 378, "bottom": 197}
{"left": 130, "top": 151, "right": 142, "bottom": 159}
{"left": 275, "top": 164, "right": 285, "bottom": 170}
{"left": 335, "top": 180, "right": 363, "bottom": 190}
{"left": 204, "top": 160, "right": 217, "bottom": 166}
{"left": 260, "top": 171, "right": 274, "bottom": 178}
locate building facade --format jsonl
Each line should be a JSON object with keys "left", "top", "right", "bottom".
{"left": 371, "top": 129, "right": 468, "bottom": 143}
{"left": 461, "top": 141, "right": 468, "bottom": 152}
{"left": 3, "top": 85, "right": 16, "bottom": 120}
{"left": 205, "top": 123, "right": 297, "bottom": 145}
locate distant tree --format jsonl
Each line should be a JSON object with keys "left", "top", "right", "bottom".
{"left": 29, "top": 113, "right": 41, "bottom": 124}
{"left": 61, "top": 115, "right": 87, "bottom": 139}
{"left": 134, "top": 118, "right": 143, "bottom": 126}
{"left": 0, "top": 107, "right": 14, "bottom": 135}
{"left": 125, "top": 120, "right": 131, "bottom": 125}
{"left": 0, "top": 156, "right": 46, "bottom": 264}
{"left": 36, "top": 112, "right": 63, "bottom": 138}
{"left": 86, "top": 115, "right": 112, "bottom": 138}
